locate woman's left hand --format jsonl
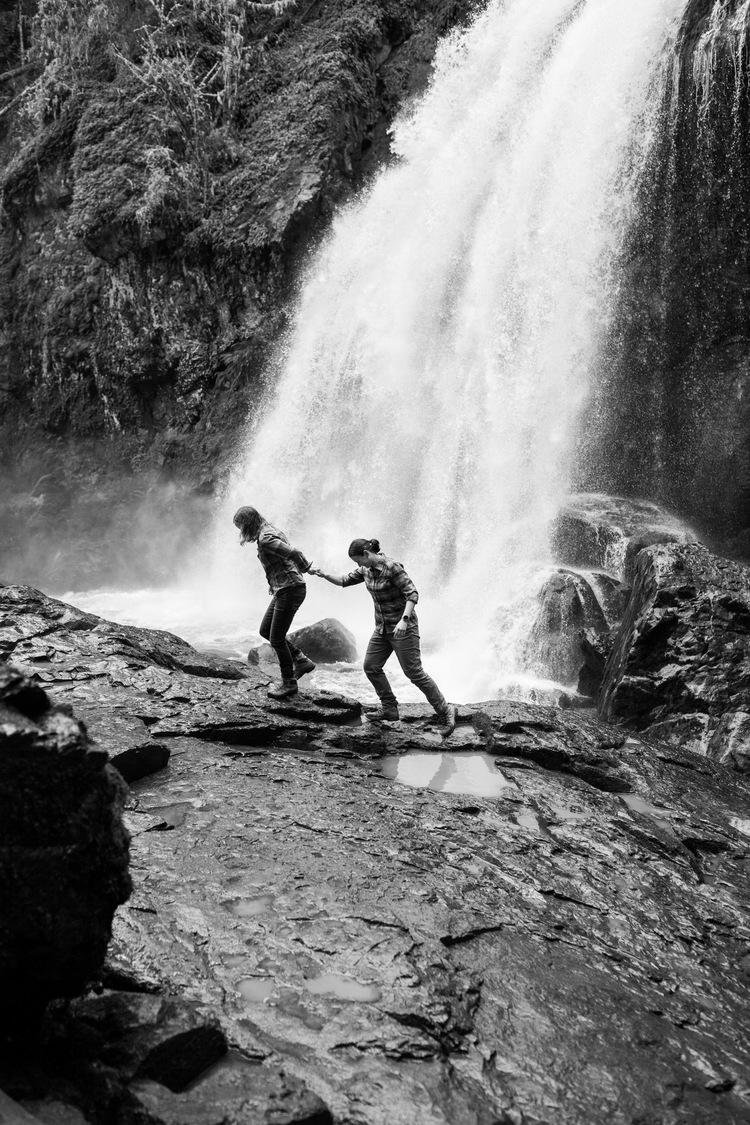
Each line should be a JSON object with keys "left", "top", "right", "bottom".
{"left": 393, "top": 622, "right": 408, "bottom": 638}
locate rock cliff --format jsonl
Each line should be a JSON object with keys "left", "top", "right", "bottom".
{"left": 0, "top": 0, "right": 477, "bottom": 502}
{"left": 579, "top": 0, "right": 750, "bottom": 558}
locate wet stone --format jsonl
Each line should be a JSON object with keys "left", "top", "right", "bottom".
{"left": 118, "top": 1052, "right": 333, "bottom": 1125}
{"left": 59, "top": 992, "right": 228, "bottom": 1092}
{"left": 3, "top": 581, "right": 750, "bottom": 1124}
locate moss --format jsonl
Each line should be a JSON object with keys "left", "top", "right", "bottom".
{"left": 1, "top": 99, "right": 85, "bottom": 222}
{"left": 0, "top": 0, "right": 481, "bottom": 471}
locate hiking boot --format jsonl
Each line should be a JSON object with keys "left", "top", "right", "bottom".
{"left": 268, "top": 678, "right": 298, "bottom": 700}
{"left": 436, "top": 703, "right": 457, "bottom": 737}
{"left": 294, "top": 655, "right": 316, "bottom": 678}
{"left": 366, "top": 706, "right": 400, "bottom": 722}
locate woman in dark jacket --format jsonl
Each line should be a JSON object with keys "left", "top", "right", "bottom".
{"left": 233, "top": 506, "right": 316, "bottom": 699}
{"left": 311, "top": 537, "right": 456, "bottom": 735}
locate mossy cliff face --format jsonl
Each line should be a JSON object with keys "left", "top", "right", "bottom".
{"left": 579, "top": 0, "right": 750, "bottom": 558}
{"left": 0, "top": 0, "right": 476, "bottom": 496}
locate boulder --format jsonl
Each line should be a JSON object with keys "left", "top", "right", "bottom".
{"left": 551, "top": 493, "right": 695, "bottom": 576}
{"left": 523, "top": 569, "right": 626, "bottom": 683}
{"left": 0, "top": 665, "right": 132, "bottom": 1024}
{"left": 289, "top": 618, "right": 357, "bottom": 663}
{"left": 599, "top": 543, "right": 750, "bottom": 759}
{"left": 247, "top": 642, "right": 276, "bottom": 666}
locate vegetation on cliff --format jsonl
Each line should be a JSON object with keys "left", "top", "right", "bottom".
{"left": 0, "top": 0, "right": 476, "bottom": 483}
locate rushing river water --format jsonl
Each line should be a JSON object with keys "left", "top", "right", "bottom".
{"left": 67, "top": 0, "right": 689, "bottom": 703}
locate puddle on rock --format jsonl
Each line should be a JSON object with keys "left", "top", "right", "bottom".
{"left": 304, "top": 972, "right": 381, "bottom": 1003}
{"left": 223, "top": 954, "right": 249, "bottom": 969}
{"left": 548, "top": 803, "right": 589, "bottom": 823}
{"left": 226, "top": 895, "right": 274, "bottom": 918}
{"left": 621, "top": 795, "right": 674, "bottom": 831}
{"left": 238, "top": 978, "right": 276, "bottom": 1002}
{"left": 380, "top": 752, "right": 513, "bottom": 797}
{"left": 515, "top": 809, "right": 541, "bottom": 833}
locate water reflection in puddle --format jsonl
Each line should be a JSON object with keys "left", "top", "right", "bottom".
{"left": 515, "top": 809, "right": 541, "bottom": 833}
{"left": 226, "top": 895, "right": 274, "bottom": 918}
{"left": 223, "top": 954, "right": 249, "bottom": 969}
{"left": 621, "top": 794, "right": 674, "bottom": 830}
{"left": 304, "top": 973, "right": 381, "bottom": 1002}
{"left": 380, "top": 752, "right": 512, "bottom": 797}
{"left": 238, "top": 978, "right": 276, "bottom": 1002}
{"left": 238, "top": 972, "right": 380, "bottom": 1005}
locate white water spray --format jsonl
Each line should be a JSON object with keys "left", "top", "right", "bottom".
{"left": 209, "top": 0, "right": 687, "bottom": 699}
{"left": 72, "top": 0, "right": 689, "bottom": 702}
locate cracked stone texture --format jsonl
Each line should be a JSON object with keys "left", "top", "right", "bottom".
{"left": 599, "top": 543, "right": 750, "bottom": 764}
{"left": 2, "top": 582, "right": 750, "bottom": 1123}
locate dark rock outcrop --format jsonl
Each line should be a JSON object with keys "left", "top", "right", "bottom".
{"left": 289, "top": 616, "right": 358, "bottom": 663}
{"left": 577, "top": 626, "right": 614, "bottom": 699}
{"left": 1, "top": 988, "right": 333, "bottom": 1125}
{"left": 551, "top": 493, "right": 694, "bottom": 575}
{"left": 523, "top": 568, "right": 627, "bottom": 683}
{"left": 599, "top": 542, "right": 750, "bottom": 760}
{"left": 0, "top": 665, "right": 131, "bottom": 1023}
{"left": 576, "top": 2, "right": 750, "bottom": 553}
{"left": 119, "top": 1057, "right": 333, "bottom": 1125}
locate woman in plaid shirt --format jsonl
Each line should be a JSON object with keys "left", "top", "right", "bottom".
{"left": 311, "top": 538, "right": 456, "bottom": 735}
{"left": 233, "top": 506, "right": 317, "bottom": 699}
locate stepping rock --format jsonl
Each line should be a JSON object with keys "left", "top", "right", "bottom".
{"left": 289, "top": 618, "right": 357, "bottom": 663}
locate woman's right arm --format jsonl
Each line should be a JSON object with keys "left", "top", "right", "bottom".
{"left": 310, "top": 566, "right": 364, "bottom": 588}
{"left": 310, "top": 569, "right": 345, "bottom": 587}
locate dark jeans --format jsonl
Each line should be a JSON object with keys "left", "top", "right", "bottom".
{"left": 363, "top": 625, "right": 446, "bottom": 714}
{"left": 259, "top": 584, "right": 306, "bottom": 680}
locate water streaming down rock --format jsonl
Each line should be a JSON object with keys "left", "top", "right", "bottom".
{"left": 213, "top": 0, "right": 690, "bottom": 700}
{"left": 580, "top": 0, "right": 750, "bottom": 551}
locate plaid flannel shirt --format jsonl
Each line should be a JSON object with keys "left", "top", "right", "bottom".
{"left": 342, "top": 556, "right": 419, "bottom": 633}
{"left": 257, "top": 523, "right": 310, "bottom": 594}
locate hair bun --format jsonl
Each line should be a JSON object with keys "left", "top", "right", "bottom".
{"left": 369, "top": 538, "right": 380, "bottom": 552}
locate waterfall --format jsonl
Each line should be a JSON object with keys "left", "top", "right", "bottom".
{"left": 213, "top": 0, "right": 688, "bottom": 700}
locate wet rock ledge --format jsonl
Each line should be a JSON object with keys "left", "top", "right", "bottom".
{"left": 1, "top": 580, "right": 750, "bottom": 1124}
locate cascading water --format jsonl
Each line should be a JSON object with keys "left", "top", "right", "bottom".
{"left": 69, "top": 0, "right": 690, "bottom": 702}
{"left": 213, "top": 0, "right": 689, "bottom": 700}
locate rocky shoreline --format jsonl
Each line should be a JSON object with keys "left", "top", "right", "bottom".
{"left": 2, "top": 564, "right": 750, "bottom": 1124}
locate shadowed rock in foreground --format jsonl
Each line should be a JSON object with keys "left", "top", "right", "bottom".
{"left": 1, "top": 581, "right": 750, "bottom": 1124}
{"left": 0, "top": 664, "right": 131, "bottom": 1024}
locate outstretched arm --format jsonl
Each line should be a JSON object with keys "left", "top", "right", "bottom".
{"left": 309, "top": 565, "right": 365, "bottom": 589}
{"left": 309, "top": 568, "right": 346, "bottom": 587}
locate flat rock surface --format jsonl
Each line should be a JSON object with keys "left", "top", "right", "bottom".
{"left": 2, "top": 583, "right": 750, "bottom": 1124}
